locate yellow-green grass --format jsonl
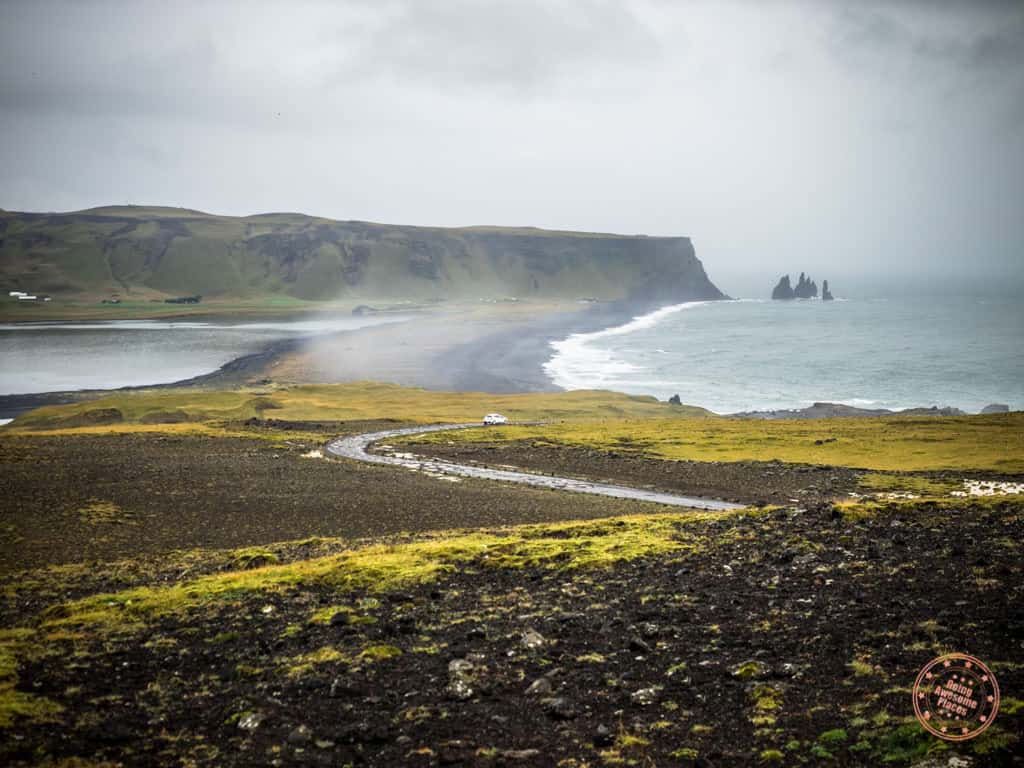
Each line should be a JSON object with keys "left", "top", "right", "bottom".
{"left": 4, "top": 509, "right": 739, "bottom": 721}
{"left": 0, "top": 295, "right": 328, "bottom": 322}
{"left": 835, "top": 494, "right": 1024, "bottom": 522}
{"left": 857, "top": 473, "right": 960, "bottom": 495}
{"left": 6, "top": 382, "right": 707, "bottom": 433}
{"left": 2, "top": 497, "right": 1017, "bottom": 729}
{"left": 76, "top": 499, "right": 135, "bottom": 526}
{"left": 407, "top": 414, "right": 1024, "bottom": 473}
{"left": 0, "top": 629, "right": 63, "bottom": 727}
{"left": 39, "top": 512, "right": 723, "bottom": 635}
{"left": 8, "top": 383, "right": 1020, "bottom": 475}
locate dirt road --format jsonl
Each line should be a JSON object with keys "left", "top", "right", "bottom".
{"left": 326, "top": 423, "right": 744, "bottom": 511}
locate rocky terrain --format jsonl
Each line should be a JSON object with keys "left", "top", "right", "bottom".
{"left": 0, "top": 425, "right": 656, "bottom": 572}
{"left": 2, "top": 409, "right": 1022, "bottom": 766}
{"left": 1, "top": 495, "right": 1021, "bottom": 767}
{"left": 728, "top": 403, "right": 970, "bottom": 420}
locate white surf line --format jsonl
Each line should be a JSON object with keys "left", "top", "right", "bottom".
{"left": 543, "top": 300, "right": 715, "bottom": 391}
{"left": 325, "top": 423, "right": 745, "bottom": 511}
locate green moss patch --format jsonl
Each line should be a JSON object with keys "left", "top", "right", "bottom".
{"left": 38, "top": 512, "right": 724, "bottom": 635}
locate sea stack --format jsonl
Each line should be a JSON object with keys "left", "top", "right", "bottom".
{"left": 772, "top": 272, "right": 822, "bottom": 299}
{"left": 822, "top": 280, "right": 834, "bottom": 301}
{"left": 793, "top": 272, "right": 818, "bottom": 298}
{"left": 771, "top": 275, "right": 795, "bottom": 300}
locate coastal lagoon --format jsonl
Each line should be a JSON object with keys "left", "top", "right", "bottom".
{"left": 545, "top": 295, "right": 1024, "bottom": 414}
{"left": 0, "top": 314, "right": 412, "bottom": 395}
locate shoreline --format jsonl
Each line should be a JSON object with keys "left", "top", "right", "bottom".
{"left": 256, "top": 299, "right": 655, "bottom": 395}
{"left": 429, "top": 301, "right": 649, "bottom": 394}
{"left": 543, "top": 299, "right": 718, "bottom": 391}
{"left": 0, "top": 301, "right": 641, "bottom": 419}
{"left": 1, "top": 297, "right": 1010, "bottom": 420}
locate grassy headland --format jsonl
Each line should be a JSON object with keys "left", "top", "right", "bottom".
{"left": 0, "top": 206, "right": 724, "bottom": 320}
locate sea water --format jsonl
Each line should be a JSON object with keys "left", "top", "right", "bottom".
{"left": 544, "top": 295, "right": 1024, "bottom": 414}
{"left": 0, "top": 315, "right": 411, "bottom": 395}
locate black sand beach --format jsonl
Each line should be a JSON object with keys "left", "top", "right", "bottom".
{"left": 0, "top": 300, "right": 646, "bottom": 419}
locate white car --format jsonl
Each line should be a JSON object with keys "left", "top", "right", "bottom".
{"left": 483, "top": 413, "right": 509, "bottom": 425}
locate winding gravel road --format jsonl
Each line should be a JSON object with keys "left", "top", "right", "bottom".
{"left": 326, "top": 423, "right": 744, "bottom": 511}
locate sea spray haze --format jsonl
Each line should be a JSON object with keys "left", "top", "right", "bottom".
{"left": 545, "top": 294, "right": 1024, "bottom": 414}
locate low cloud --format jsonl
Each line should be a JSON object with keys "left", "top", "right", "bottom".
{"left": 1, "top": 0, "right": 1021, "bottom": 285}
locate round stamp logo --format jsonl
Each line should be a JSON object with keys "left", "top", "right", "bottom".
{"left": 913, "top": 653, "right": 1000, "bottom": 741}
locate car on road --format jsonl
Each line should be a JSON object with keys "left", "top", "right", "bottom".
{"left": 483, "top": 413, "right": 509, "bottom": 425}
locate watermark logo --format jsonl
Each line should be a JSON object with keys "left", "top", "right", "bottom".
{"left": 913, "top": 653, "right": 1000, "bottom": 741}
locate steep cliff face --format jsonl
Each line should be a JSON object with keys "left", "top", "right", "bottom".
{"left": 0, "top": 207, "right": 725, "bottom": 303}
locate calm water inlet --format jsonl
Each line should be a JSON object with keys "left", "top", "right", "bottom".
{"left": 0, "top": 315, "right": 411, "bottom": 395}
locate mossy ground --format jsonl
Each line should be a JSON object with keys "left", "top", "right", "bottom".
{"left": 5, "top": 381, "right": 707, "bottom": 433}
{"left": 404, "top": 413, "right": 1024, "bottom": 472}
{"left": 1, "top": 499, "right": 1021, "bottom": 766}
{"left": 0, "top": 430, "right": 680, "bottom": 572}
{"left": 36, "top": 513, "right": 706, "bottom": 635}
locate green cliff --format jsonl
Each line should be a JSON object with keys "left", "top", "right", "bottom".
{"left": 0, "top": 206, "right": 724, "bottom": 303}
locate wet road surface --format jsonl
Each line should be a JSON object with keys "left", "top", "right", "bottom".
{"left": 325, "top": 423, "right": 745, "bottom": 511}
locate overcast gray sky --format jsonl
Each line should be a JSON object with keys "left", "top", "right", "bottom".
{"left": 2, "top": 0, "right": 1022, "bottom": 290}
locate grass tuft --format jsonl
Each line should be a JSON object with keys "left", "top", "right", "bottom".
{"left": 36, "top": 512, "right": 730, "bottom": 635}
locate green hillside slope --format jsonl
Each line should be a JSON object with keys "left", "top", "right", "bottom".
{"left": 0, "top": 206, "right": 724, "bottom": 303}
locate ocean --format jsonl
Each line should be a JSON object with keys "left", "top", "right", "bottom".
{"left": 0, "top": 314, "right": 411, "bottom": 396}
{"left": 544, "top": 295, "right": 1024, "bottom": 415}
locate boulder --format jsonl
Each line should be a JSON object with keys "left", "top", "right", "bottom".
{"left": 287, "top": 725, "right": 313, "bottom": 745}
{"left": 630, "top": 686, "right": 660, "bottom": 705}
{"left": 526, "top": 677, "right": 553, "bottom": 696}
{"left": 541, "top": 697, "right": 577, "bottom": 720}
{"left": 981, "top": 403, "right": 1009, "bottom": 414}
{"left": 521, "top": 629, "right": 546, "bottom": 649}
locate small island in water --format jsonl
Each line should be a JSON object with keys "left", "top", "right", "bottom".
{"left": 771, "top": 272, "right": 834, "bottom": 300}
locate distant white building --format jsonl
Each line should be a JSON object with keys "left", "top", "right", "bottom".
{"left": 17, "top": 295, "right": 37, "bottom": 300}
{"left": 9, "top": 291, "right": 27, "bottom": 297}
